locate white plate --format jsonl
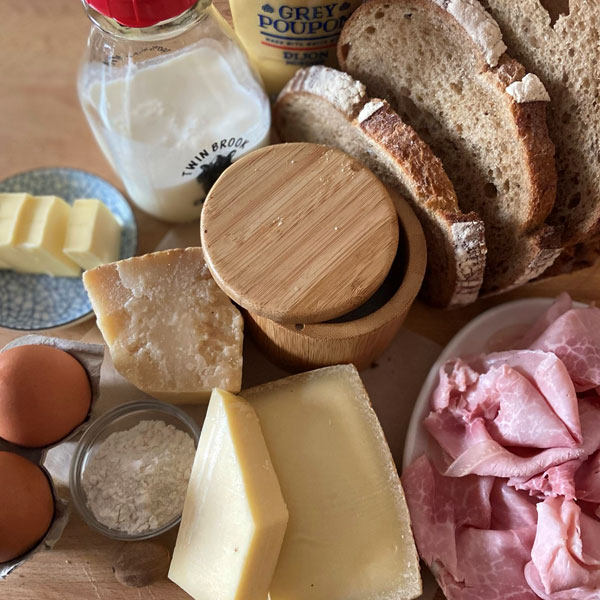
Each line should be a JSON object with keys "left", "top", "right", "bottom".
{"left": 403, "top": 297, "right": 585, "bottom": 470}
{"left": 403, "top": 297, "right": 586, "bottom": 599}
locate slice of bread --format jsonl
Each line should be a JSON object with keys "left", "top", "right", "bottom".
{"left": 338, "top": 0, "right": 560, "bottom": 294}
{"left": 480, "top": 0, "right": 600, "bottom": 249}
{"left": 274, "top": 66, "right": 487, "bottom": 307}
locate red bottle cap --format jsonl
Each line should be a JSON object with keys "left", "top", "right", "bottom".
{"left": 86, "top": 0, "right": 198, "bottom": 28}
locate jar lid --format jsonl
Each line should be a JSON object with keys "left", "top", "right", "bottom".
{"left": 86, "top": 0, "right": 198, "bottom": 28}
{"left": 201, "top": 143, "right": 399, "bottom": 325}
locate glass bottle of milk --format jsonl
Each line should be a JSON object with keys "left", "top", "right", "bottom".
{"left": 78, "top": 0, "right": 271, "bottom": 223}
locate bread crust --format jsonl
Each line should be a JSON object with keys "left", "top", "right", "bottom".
{"left": 338, "top": 0, "right": 557, "bottom": 294}
{"left": 481, "top": 0, "right": 600, "bottom": 247}
{"left": 357, "top": 103, "right": 487, "bottom": 306}
{"left": 493, "top": 56, "right": 557, "bottom": 231}
{"left": 275, "top": 66, "right": 487, "bottom": 307}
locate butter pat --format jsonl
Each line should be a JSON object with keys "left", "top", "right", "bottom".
{"left": 0, "top": 193, "right": 36, "bottom": 271}
{"left": 169, "top": 389, "right": 288, "bottom": 600}
{"left": 244, "top": 365, "right": 422, "bottom": 600}
{"left": 63, "top": 199, "right": 121, "bottom": 270}
{"left": 19, "top": 195, "right": 80, "bottom": 277}
{"left": 83, "top": 248, "right": 244, "bottom": 403}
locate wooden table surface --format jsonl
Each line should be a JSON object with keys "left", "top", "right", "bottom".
{"left": 1, "top": 1, "right": 599, "bottom": 598}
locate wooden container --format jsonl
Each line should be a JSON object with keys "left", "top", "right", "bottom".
{"left": 244, "top": 191, "right": 426, "bottom": 370}
{"left": 202, "top": 143, "right": 426, "bottom": 370}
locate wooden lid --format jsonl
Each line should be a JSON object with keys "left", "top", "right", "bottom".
{"left": 201, "top": 143, "right": 399, "bottom": 324}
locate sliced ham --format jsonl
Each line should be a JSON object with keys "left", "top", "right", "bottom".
{"left": 402, "top": 455, "right": 539, "bottom": 600}
{"left": 425, "top": 410, "right": 583, "bottom": 478}
{"left": 525, "top": 498, "right": 600, "bottom": 600}
{"left": 401, "top": 455, "right": 494, "bottom": 579}
{"left": 576, "top": 452, "right": 600, "bottom": 503}
{"left": 483, "top": 350, "right": 581, "bottom": 443}
{"left": 529, "top": 307, "right": 600, "bottom": 392}
{"left": 509, "top": 460, "right": 580, "bottom": 500}
{"left": 509, "top": 398, "right": 600, "bottom": 499}
{"left": 435, "top": 563, "right": 540, "bottom": 600}
{"left": 519, "top": 292, "right": 573, "bottom": 348}
{"left": 405, "top": 294, "right": 600, "bottom": 600}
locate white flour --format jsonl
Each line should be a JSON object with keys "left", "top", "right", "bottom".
{"left": 82, "top": 420, "right": 195, "bottom": 534}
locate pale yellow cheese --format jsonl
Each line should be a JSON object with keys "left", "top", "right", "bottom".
{"left": 82, "top": 248, "right": 244, "bottom": 403}
{"left": 0, "top": 193, "right": 37, "bottom": 271}
{"left": 63, "top": 198, "right": 121, "bottom": 270}
{"left": 169, "top": 389, "right": 288, "bottom": 600}
{"left": 244, "top": 365, "right": 422, "bottom": 600}
{"left": 18, "top": 195, "right": 80, "bottom": 277}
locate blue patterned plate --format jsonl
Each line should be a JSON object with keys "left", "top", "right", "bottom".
{"left": 0, "top": 167, "right": 137, "bottom": 331}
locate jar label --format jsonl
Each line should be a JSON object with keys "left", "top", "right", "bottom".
{"left": 229, "top": 1, "right": 362, "bottom": 94}
{"left": 257, "top": 2, "right": 356, "bottom": 67}
{"left": 182, "top": 137, "right": 253, "bottom": 202}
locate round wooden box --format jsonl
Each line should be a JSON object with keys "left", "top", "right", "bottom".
{"left": 202, "top": 143, "right": 426, "bottom": 370}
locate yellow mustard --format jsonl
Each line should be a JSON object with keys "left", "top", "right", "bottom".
{"left": 230, "top": 1, "right": 363, "bottom": 96}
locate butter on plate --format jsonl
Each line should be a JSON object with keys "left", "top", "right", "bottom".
{"left": 0, "top": 193, "right": 37, "bottom": 272}
{"left": 63, "top": 198, "right": 121, "bottom": 270}
{"left": 0, "top": 194, "right": 80, "bottom": 277}
{"left": 21, "top": 195, "right": 80, "bottom": 277}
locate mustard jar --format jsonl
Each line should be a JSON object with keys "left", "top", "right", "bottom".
{"left": 229, "top": 0, "right": 363, "bottom": 95}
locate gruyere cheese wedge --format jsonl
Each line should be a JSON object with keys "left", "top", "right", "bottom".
{"left": 244, "top": 365, "right": 422, "bottom": 600}
{"left": 63, "top": 198, "right": 121, "bottom": 270}
{"left": 169, "top": 389, "right": 288, "bottom": 600}
{"left": 0, "top": 193, "right": 36, "bottom": 271}
{"left": 82, "top": 248, "right": 243, "bottom": 403}
{"left": 19, "top": 195, "right": 80, "bottom": 277}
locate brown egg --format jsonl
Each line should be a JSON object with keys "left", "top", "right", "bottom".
{"left": 0, "top": 451, "right": 54, "bottom": 563}
{"left": 0, "top": 345, "right": 91, "bottom": 447}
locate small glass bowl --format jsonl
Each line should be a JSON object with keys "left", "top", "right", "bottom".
{"left": 69, "top": 400, "right": 200, "bottom": 541}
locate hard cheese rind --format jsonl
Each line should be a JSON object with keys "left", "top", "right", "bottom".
{"left": 63, "top": 198, "right": 121, "bottom": 270}
{"left": 82, "top": 248, "right": 243, "bottom": 403}
{"left": 244, "top": 365, "right": 422, "bottom": 600}
{"left": 169, "top": 389, "right": 289, "bottom": 600}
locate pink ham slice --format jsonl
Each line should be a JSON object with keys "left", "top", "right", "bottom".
{"left": 482, "top": 350, "right": 581, "bottom": 444}
{"left": 519, "top": 292, "right": 573, "bottom": 348}
{"left": 510, "top": 398, "right": 600, "bottom": 499}
{"left": 402, "top": 456, "right": 539, "bottom": 600}
{"left": 576, "top": 452, "right": 600, "bottom": 503}
{"left": 401, "top": 455, "right": 494, "bottom": 579}
{"left": 424, "top": 358, "right": 582, "bottom": 478}
{"left": 405, "top": 294, "right": 600, "bottom": 600}
{"left": 529, "top": 307, "right": 600, "bottom": 392}
{"left": 477, "top": 366, "right": 576, "bottom": 448}
{"left": 525, "top": 497, "right": 600, "bottom": 600}
{"left": 435, "top": 563, "right": 540, "bottom": 600}
{"left": 425, "top": 410, "right": 583, "bottom": 479}
{"left": 510, "top": 460, "right": 580, "bottom": 500}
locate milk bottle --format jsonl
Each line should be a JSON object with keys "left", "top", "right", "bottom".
{"left": 79, "top": 0, "right": 270, "bottom": 222}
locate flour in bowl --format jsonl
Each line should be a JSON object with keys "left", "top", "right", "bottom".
{"left": 82, "top": 420, "right": 195, "bottom": 534}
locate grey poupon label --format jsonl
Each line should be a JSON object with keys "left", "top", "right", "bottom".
{"left": 257, "top": 2, "right": 358, "bottom": 66}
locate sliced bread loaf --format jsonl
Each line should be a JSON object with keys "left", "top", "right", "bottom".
{"left": 338, "top": 0, "right": 560, "bottom": 294}
{"left": 274, "top": 66, "right": 487, "bottom": 307}
{"left": 480, "top": 0, "right": 600, "bottom": 249}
